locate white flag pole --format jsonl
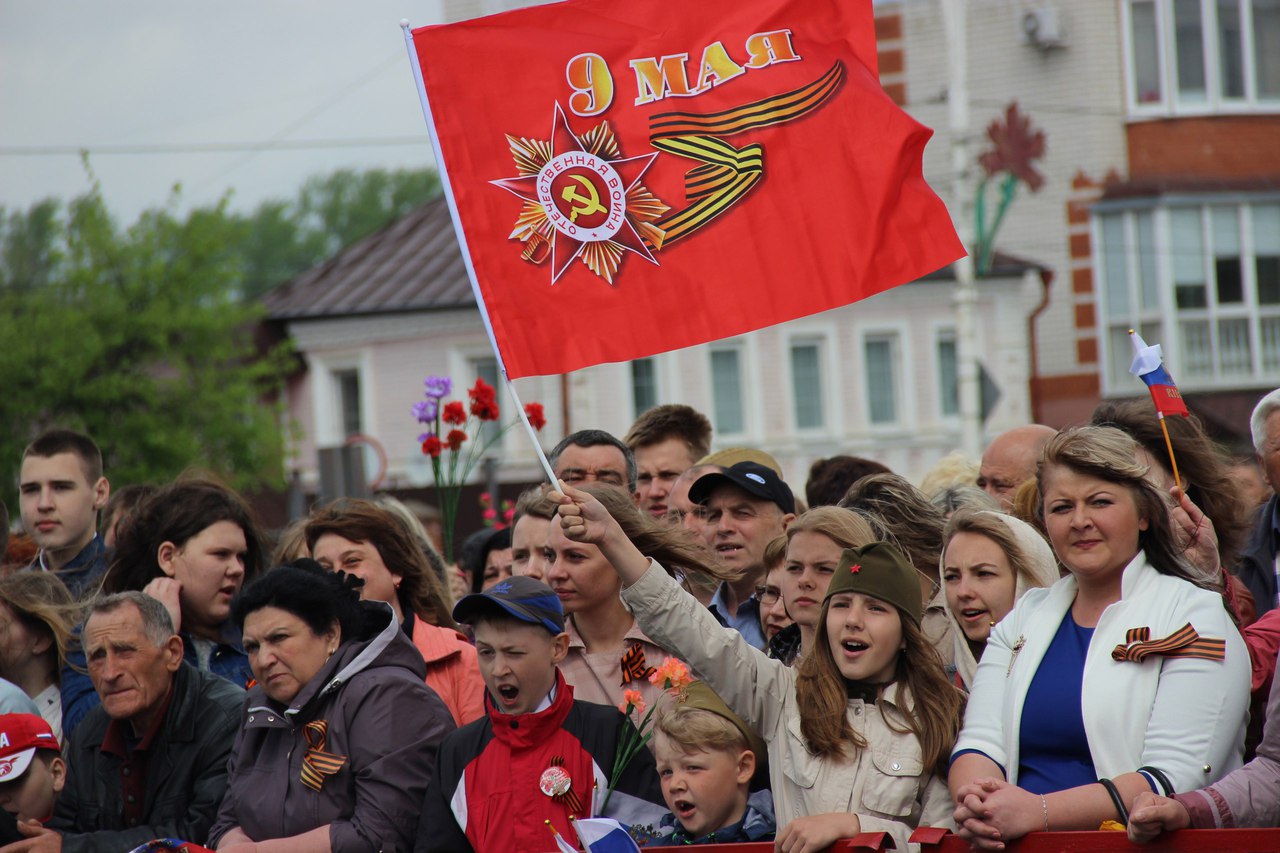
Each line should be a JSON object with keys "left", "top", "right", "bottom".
{"left": 402, "top": 20, "right": 558, "bottom": 486}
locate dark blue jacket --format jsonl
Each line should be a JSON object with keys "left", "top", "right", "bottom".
{"left": 1235, "top": 495, "right": 1280, "bottom": 618}
{"left": 25, "top": 534, "right": 108, "bottom": 600}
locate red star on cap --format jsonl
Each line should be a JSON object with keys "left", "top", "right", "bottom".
{"left": 850, "top": 564, "right": 861, "bottom": 574}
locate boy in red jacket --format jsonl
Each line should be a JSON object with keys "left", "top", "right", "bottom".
{"left": 417, "top": 576, "right": 664, "bottom": 852}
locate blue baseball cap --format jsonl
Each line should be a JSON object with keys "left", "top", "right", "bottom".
{"left": 453, "top": 575, "right": 565, "bottom": 635}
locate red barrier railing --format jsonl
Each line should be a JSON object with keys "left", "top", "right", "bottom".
{"left": 911, "top": 826, "right": 1280, "bottom": 852}
{"left": 635, "top": 827, "right": 1280, "bottom": 852}
{"left": 644, "top": 834, "right": 893, "bottom": 851}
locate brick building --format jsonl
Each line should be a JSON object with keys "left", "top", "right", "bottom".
{"left": 880, "top": 0, "right": 1280, "bottom": 441}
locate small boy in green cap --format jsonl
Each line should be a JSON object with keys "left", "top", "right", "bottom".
{"left": 651, "top": 681, "right": 775, "bottom": 844}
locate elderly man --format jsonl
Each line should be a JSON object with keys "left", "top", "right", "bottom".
{"left": 690, "top": 461, "right": 797, "bottom": 650}
{"left": 1237, "top": 389, "right": 1280, "bottom": 616}
{"left": 976, "top": 424, "right": 1057, "bottom": 510}
{"left": 8, "top": 592, "right": 242, "bottom": 852}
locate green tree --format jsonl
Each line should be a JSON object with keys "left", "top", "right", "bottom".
{"left": 237, "top": 166, "right": 440, "bottom": 301}
{"left": 0, "top": 183, "right": 294, "bottom": 509}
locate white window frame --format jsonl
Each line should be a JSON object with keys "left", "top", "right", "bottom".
{"left": 706, "top": 338, "right": 757, "bottom": 441}
{"left": 1093, "top": 193, "right": 1280, "bottom": 394}
{"left": 933, "top": 325, "right": 961, "bottom": 422}
{"left": 860, "top": 327, "right": 910, "bottom": 430}
{"left": 1123, "top": 0, "right": 1280, "bottom": 116}
{"left": 308, "top": 349, "right": 373, "bottom": 447}
{"left": 630, "top": 356, "right": 661, "bottom": 420}
{"left": 785, "top": 328, "right": 837, "bottom": 435}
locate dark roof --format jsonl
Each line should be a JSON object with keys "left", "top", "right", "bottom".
{"left": 263, "top": 197, "right": 475, "bottom": 320}
{"left": 263, "top": 196, "right": 1041, "bottom": 319}
{"left": 918, "top": 250, "right": 1046, "bottom": 281}
{"left": 1099, "top": 176, "right": 1280, "bottom": 202}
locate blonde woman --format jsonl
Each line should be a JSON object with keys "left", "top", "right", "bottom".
{"left": 776, "top": 507, "right": 876, "bottom": 664}
{"left": 0, "top": 572, "right": 77, "bottom": 741}
{"left": 940, "top": 509, "right": 1058, "bottom": 690}
{"left": 950, "top": 426, "right": 1250, "bottom": 848}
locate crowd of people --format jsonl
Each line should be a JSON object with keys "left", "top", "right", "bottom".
{"left": 1, "top": 389, "right": 1279, "bottom": 852}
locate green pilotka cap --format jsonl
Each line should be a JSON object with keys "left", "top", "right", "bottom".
{"left": 824, "top": 541, "right": 922, "bottom": 625}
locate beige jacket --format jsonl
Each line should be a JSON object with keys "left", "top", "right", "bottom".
{"left": 622, "top": 561, "right": 954, "bottom": 851}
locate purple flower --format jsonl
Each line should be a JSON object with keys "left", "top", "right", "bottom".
{"left": 411, "top": 399, "right": 438, "bottom": 423}
{"left": 423, "top": 376, "right": 453, "bottom": 399}
{"left": 417, "top": 431, "right": 436, "bottom": 443}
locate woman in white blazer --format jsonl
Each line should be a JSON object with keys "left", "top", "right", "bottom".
{"left": 948, "top": 425, "right": 1250, "bottom": 850}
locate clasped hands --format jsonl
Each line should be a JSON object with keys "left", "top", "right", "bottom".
{"left": 952, "top": 778, "right": 1042, "bottom": 851}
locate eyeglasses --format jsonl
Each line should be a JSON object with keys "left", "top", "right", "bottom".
{"left": 753, "top": 586, "right": 781, "bottom": 606}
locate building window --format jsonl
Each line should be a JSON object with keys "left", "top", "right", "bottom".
{"left": 1126, "top": 0, "right": 1280, "bottom": 112}
{"left": 631, "top": 358, "right": 658, "bottom": 419}
{"left": 864, "top": 335, "right": 899, "bottom": 425}
{"left": 709, "top": 348, "right": 745, "bottom": 435}
{"left": 333, "top": 369, "right": 363, "bottom": 438}
{"left": 789, "top": 340, "right": 825, "bottom": 430}
{"left": 937, "top": 332, "right": 959, "bottom": 417}
{"left": 1096, "top": 199, "right": 1280, "bottom": 389}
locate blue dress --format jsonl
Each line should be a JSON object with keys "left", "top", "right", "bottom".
{"left": 1016, "top": 612, "right": 1096, "bottom": 795}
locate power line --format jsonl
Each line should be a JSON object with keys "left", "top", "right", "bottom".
{"left": 191, "top": 49, "right": 411, "bottom": 194}
{"left": 0, "top": 136, "right": 429, "bottom": 156}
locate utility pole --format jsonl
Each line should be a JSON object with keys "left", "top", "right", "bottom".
{"left": 942, "top": 0, "right": 983, "bottom": 460}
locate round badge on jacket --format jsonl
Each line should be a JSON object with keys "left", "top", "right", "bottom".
{"left": 539, "top": 765, "right": 572, "bottom": 798}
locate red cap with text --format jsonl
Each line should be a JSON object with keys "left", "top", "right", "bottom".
{"left": 0, "top": 713, "right": 60, "bottom": 783}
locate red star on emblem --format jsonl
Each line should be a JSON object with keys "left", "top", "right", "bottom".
{"left": 849, "top": 564, "right": 861, "bottom": 574}
{"left": 492, "top": 104, "right": 667, "bottom": 285}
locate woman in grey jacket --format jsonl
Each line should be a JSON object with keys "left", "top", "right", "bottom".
{"left": 207, "top": 561, "right": 455, "bottom": 852}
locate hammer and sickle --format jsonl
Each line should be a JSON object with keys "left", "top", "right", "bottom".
{"left": 561, "top": 175, "right": 607, "bottom": 222}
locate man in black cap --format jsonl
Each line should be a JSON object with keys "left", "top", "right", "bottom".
{"left": 689, "top": 462, "right": 796, "bottom": 650}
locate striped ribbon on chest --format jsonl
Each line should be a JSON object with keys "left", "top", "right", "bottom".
{"left": 300, "top": 719, "right": 348, "bottom": 792}
{"left": 1110, "top": 623, "right": 1226, "bottom": 663}
{"left": 620, "top": 643, "right": 656, "bottom": 685}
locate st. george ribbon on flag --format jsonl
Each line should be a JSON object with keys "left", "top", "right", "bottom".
{"left": 402, "top": 0, "right": 963, "bottom": 383}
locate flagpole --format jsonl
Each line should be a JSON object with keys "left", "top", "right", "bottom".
{"left": 402, "top": 20, "right": 558, "bottom": 486}
{"left": 1158, "top": 416, "right": 1183, "bottom": 490}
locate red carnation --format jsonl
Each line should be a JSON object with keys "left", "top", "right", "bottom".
{"left": 469, "top": 379, "right": 500, "bottom": 421}
{"left": 524, "top": 402, "right": 547, "bottom": 431}
{"left": 442, "top": 401, "right": 467, "bottom": 425}
{"left": 446, "top": 429, "right": 468, "bottom": 451}
{"left": 421, "top": 435, "right": 443, "bottom": 458}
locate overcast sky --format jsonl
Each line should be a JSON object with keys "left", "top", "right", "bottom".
{"left": 0, "top": 1, "right": 446, "bottom": 224}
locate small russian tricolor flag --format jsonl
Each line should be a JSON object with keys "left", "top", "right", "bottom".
{"left": 573, "top": 817, "right": 641, "bottom": 853}
{"left": 1129, "top": 330, "right": 1189, "bottom": 418}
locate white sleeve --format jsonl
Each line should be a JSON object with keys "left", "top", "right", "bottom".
{"left": 1138, "top": 594, "right": 1251, "bottom": 793}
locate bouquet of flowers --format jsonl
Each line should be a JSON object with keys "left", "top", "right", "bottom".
{"left": 412, "top": 375, "right": 546, "bottom": 563}
{"left": 602, "top": 657, "right": 692, "bottom": 815}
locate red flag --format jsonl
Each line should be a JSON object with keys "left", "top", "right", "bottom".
{"left": 409, "top": 0, "right": 963, "bottom": 379}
